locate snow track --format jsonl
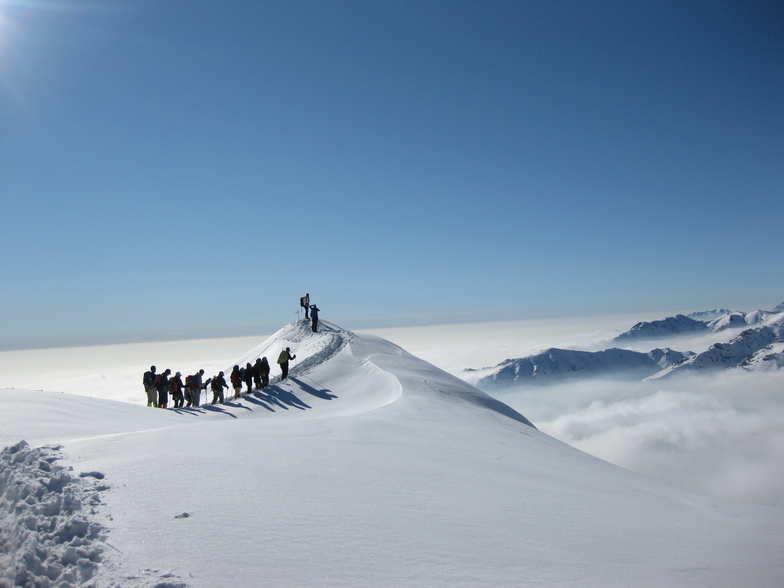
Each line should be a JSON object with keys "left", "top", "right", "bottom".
{"left": 0, "top": 441, "right": 187, "bottom": 588}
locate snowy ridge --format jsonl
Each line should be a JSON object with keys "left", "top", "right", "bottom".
{"left": 613, "top": 314, "right": 709, "bottom": 341}
{"left": 741, "top": 341, "right": 784, "bottom": 370}
{"left": 233, "top": 320, "right": 351, "bottom": 378}
{"left": 687, "top": 308, "right": 734, "bottom": 321}
{"left": 226, "top": 320, "right": 533, "bottom": 422}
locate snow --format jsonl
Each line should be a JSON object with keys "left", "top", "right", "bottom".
{"left": 616, "top": 303, "right": 784, "bottom": 341}
{"left": 2, "top": 320, "right": 783, "bottom": 586}
{"left": 652, "top": 323, "right": 784, "bottom": 379}
{"left": 741, "top": 341, "right": 784, "bottom": 370}
{"left": 613, "top": 314, "right": 709, "bottom": 341}
{"left": 687, "top": 308, "right": 733, "bottom": 322}
{"left": 469, "top": 347, "right": 693, "bottom": 386}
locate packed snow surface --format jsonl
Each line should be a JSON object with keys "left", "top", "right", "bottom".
{"left": 2, "top": 321, "right": 783, "bottom": 587}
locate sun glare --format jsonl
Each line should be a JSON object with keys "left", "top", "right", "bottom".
{"left": 0, "top": 0, "right": 90, "bottom": 106}
{"left": 0, "top": 3, "right": 11, "bottom": 55}
{"left": 0, "top": 0, "right": 31, "bottom": 69}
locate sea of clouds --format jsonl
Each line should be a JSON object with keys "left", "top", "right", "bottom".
{"left": 491, "top": 372, "right": 784, "bottom": 507}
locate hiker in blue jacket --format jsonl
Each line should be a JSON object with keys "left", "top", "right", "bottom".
{"left": 310, "top": 304, "right": 320, "bottom": 332}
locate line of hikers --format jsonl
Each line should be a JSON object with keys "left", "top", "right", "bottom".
{"left": 142, "top": 347, "right": 296, "bottom": 408}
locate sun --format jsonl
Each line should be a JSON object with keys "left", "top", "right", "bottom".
{"left": 0, "top": 0, "right": 79, "bottom": 102}
{"left": 0, "top": 0, "right": 25, "bottom": 67}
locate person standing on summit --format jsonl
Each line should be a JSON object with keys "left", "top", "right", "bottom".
{"left": 310, "top": 304, "right": 320, "bottom": 333}
{"left": 300, "top": 293, "right": 310, "bottom": 319}
{"left": 277, "top": 347, "right": 296, "bottom": 380}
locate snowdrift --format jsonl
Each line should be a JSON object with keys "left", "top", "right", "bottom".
{"left": 2, "top": 320, "right": 783, "bottom": 587}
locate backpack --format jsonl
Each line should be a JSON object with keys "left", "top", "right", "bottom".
{"left": 277, "top": 350, "right": 289, "bottom": 364}
{"left": 300, "top": 296, "right": 307, "bottom": 307}
{"left": 185, "top": 375, "right": 197, "bottom": 388}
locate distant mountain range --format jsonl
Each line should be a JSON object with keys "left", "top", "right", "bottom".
{"left": 649, "top": 322, "right": 784, "bottom": 379}
{"left": 467, "top": 347, "right": 694, "bottom": 387}
{"left": 614, "top": 303, "right": 784, "bottom": 342}
{"left": 469, "top": 303, "right": 784, "bottom": 388}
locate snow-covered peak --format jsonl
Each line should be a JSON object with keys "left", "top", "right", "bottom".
{"left": 688, "top": 308, "right": 734, "bottom": 321}
{"left": 471, "top": 346, "right": 694, "bottom": 387}
{"left": 649, "top": 323, "right": 784, "bottom": 379}
{"left": 707, "top": 312, "right": 748, "bottom": 330}
{"left": 614, "top": 314, "right": 709, "bottom": 342}
{"left": 232, "top": 319, "right": 352, "bottom": 377}
{"left": 746, "top": 307, "right": 784, "bottom": 327}
{"left": 614, "top": 302, "right": 784, "bottom": 341}
{"left": 233, "top": 320, "right": 535, "bottom": 425}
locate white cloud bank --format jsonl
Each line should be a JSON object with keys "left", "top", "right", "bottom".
{"left": 492, "top": 370, "right": 784, "bottom": 507}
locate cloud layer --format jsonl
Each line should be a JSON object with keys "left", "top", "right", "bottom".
{"left": 493, "top": 371, "right": 784, "bottom": 507}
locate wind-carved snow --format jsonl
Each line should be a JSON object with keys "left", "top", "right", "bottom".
{"left": 234, "top": 320, "right": 350, "bottom": 378}
{"left": 231, "top": 320, "right": 403, "bottom": 416}
{"left": 227, "top": 320, "right": 532, "bottom": 423}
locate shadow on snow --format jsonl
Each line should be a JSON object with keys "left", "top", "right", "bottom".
{"left": 171, "top": 377, "right": 338, "bottom": 417}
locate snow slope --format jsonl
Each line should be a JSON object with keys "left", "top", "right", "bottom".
{"left": 2, "top": 320, "right": 783, "bottom": 587}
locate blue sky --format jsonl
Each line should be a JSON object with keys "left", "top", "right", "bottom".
{"left": 1, "top": 0, "right": 782, "bottom": 349}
